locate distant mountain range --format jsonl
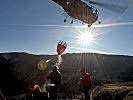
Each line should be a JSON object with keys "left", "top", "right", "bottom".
{"left": 0, "top": 52, "right": 133, "bottom": 97}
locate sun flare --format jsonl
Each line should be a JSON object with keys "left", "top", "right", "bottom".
{"left": 77, "top": 30, "right": 95, "bottom": 47}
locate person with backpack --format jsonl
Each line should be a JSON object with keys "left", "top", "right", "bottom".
{"left": 47, "top": 65, "right": 61, "bottom": 100}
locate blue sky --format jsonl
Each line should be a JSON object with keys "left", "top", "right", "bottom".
{"left": 0, "top": 0, "right": 133, "bottom": 56}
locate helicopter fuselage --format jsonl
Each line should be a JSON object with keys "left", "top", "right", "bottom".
{"left": 52, "top": 0, "right": 98, "bottom": 25}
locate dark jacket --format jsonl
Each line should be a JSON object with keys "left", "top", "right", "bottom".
{"left": 47, "top": 70, "right": 61, "bottom": 86}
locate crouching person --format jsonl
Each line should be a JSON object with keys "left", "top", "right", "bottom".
{"left": 26, "top": 82, "right": 41, "bottom": 100}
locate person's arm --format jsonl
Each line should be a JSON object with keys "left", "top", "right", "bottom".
{"left": 0, "top": 90, "right": 6, "bottom": 100}
{"left": 58, "top": 72, "right": 62, "bottom": 84}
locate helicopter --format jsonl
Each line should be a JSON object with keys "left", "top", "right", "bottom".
{"left": 52, "top": 0, "right": 127, "bottom": 27}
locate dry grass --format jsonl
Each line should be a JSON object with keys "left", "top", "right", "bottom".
{"left": 91, "top": 82, "right": 133, "bottom": 100}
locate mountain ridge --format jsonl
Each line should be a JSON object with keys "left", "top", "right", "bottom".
{"left": 0, "top": 52, "right": 133, "bottom": 97}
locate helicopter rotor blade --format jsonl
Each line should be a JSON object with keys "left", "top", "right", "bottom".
{"left": 89, "top": 1, "right": 127, "bottom": 13}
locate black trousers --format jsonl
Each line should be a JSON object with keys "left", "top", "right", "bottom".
{"left": 83, "top": 86, "right": 91, "bottom": 100}
{"left": 49, "top": 86, "right": 58, "bottom": 100}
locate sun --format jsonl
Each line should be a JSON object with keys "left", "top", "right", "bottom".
{"left": 77, "top": 31, "right": 95, "bottom": 47}
{"left": 78, "top": 33, "right": 93, "bottom": 45}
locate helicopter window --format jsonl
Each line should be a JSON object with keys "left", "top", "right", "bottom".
{"left": 66, "top": 1, "right": 75, "bottom": 7}
{"left": 93, "top": 10, "right": 96, "bottom": 13}
{"left": 66, "top": 2, "right": 70, "bottom": 5}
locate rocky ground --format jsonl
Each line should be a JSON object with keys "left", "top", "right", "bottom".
{"left": 7, "top": 82, "right": 133, "bottom": 100}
